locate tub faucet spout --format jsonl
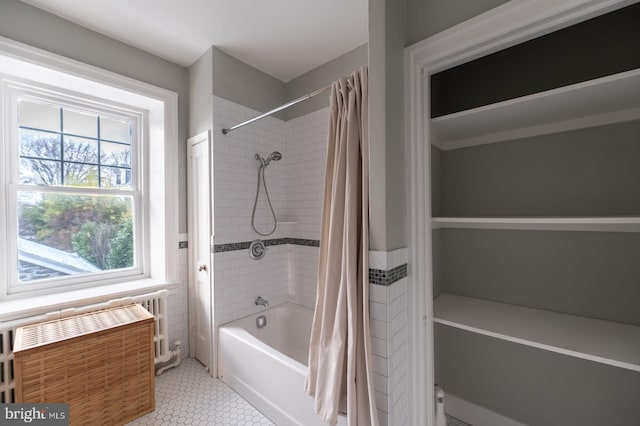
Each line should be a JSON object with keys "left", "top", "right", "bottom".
{"left": 255, "top": 296, "right": 269, "bottom": 308}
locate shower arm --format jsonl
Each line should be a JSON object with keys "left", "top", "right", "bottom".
{"left": 221, "top": 85, "right": 331, "bottom": 135}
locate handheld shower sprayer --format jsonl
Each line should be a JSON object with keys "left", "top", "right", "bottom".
{"left": 255, "top": 151, "right": 282, "bottom": 167}
{"left": 251, "top": 151, "right": 283, "bottom": 236}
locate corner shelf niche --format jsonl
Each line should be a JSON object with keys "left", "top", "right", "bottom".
{"left": 431, "top": 69, "right": 640, "bottom": 150}
{"left": 431, "top": 217, "right": 640, "bottom": 232}
{"left": 433, "top": 293, "right": 640, "bottom": 372}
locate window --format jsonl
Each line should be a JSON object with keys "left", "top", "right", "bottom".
{"left": 0, "top": 39, "right": 178, "bottom": 302}
{"left": 6, "top": 85, "right": 145, "bottom": 293}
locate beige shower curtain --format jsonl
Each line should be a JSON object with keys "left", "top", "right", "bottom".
{"left": 305, "top": 67, "right": 378, "bottom": 426}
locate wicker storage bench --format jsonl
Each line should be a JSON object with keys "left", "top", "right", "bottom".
{"left": 14, "top": 304, "right": 155, "bottom": 425}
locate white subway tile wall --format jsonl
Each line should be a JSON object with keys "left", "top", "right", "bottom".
{"left": 286, "top": 108, "right": 328, "bottom": 241}
{"left": 214, "top": 245, "right": 289, "bottom": 326}
{"left": 288, "top": 244, "right": 320, "bottom": 309}
{"left": 211, "top": 96, "right": 326, "bottom": 325}
{"left": 213, "top": 97, "right": 289, "bottom": 245}
{"left": 168, "top": 241, "right": 190, "bottom": 358}
{"left": 370, "top": 278, "right": 409, "bottom": 426}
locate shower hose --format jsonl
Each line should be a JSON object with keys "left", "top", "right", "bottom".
{"left": 251, "top": 164, "right": 278, "bottom": 236}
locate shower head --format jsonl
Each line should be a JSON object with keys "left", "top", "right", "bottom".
{"left": 256, "top": 151, "right": 283, "bottom": 167}
{"left": 268, "top": 151, "right": 282, "bottom": 162}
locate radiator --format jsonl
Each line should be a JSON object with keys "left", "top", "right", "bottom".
{"left": 0, "top": 289, "right": 170, "bottom": 404}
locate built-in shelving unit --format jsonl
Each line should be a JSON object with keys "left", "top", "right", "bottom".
{"left": 434, "top": 293, "right": 640, "bottom": 372}
{"left": 431, "top": 69, "right": 640, "bottom": 150}
{"left": 424, "top": 3, "right": 640, "bottom": 424}
{"left": 431, "top": 217, "right": 640, "bottom": 232}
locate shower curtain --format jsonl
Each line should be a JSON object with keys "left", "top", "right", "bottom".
{"left": 305, "top": 67, "right": 378, "bottom": 426}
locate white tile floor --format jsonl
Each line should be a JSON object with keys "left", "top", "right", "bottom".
{"left": 129, "top": 356, "right": 470, "bottom": 426}
{"left": 128, "top": 358, "right": 274, "bottom": 426}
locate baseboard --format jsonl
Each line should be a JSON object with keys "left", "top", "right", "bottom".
{"left": 446, "top": 393, "right": 527, "bottom": 426}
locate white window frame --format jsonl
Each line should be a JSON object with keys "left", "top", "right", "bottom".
{"left": 5, "top": 81, "right": 147, "bottom": 294}
{"left": 0, "top": 36, "right": 178, "bottom": 302}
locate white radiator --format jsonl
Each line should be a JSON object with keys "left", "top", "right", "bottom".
{"left": 0, "top": 289, "right": 171, "bottom": 403}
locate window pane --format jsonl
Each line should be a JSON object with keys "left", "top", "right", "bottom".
{"left": 63, "top": 135, "right": 98, "bottom": 164}
{"left": 20, "top": 129, "right": 61, "bottom": 160}
{"left": 63, "top": 109, "right": 97, "bottom": 138}
{"left": 17, "top": 192, "right": 135, "bottom": 283}
{"left": 101, "top": 166, "right": 132, "bottom": 188}
{"left": 19, "top": 100, "right": 60, "bottom": 132}
{"left": 20, "top": 158, "right": 61, "bottom": 185}
{"left": 101, "top": 141, "right": 131, "bottom": 167}
{"left": 101, "top": 116, "right": 130, "bottom": 143}
{"left": 63, "top": 163, "right": 98, "bottom": 187}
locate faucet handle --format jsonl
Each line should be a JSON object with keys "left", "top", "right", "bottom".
{"left": 255, "top": 296, "right": 269, "bottom": 307}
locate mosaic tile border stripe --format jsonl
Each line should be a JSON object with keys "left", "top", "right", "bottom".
{"left": 213, "top": 238, "right": 320, "bottom": 253}
{"left": 214, "top": 239, "right": 407, "bottom": 286}
{"left": 369, "top": 263, "right": 408, "bottom": 286}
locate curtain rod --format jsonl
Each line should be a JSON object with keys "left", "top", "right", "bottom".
{"left": 221, "top": 85, "right": 331, "bottom": 135}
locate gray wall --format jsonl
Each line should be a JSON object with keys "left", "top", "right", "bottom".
{"left": 384, "top": 0, "right": 407, "bottom": 251}
{"left": 191, "top": 44, "right": 368, "bottom": 130}
{"left": 429, "top": 3, "right": 640, "bottom": 117}
{"left": 211, "top": 46, "right": 285, "bottom": 119}
{"left": 369, "top": 0, "right": 387, "bottom": 251}
{"left": 437, "top": 228, "right": 640, "bottom": 326}
{"left": 284, "top": 44, "right": 368, "bottom": 120}
{"left": 405, "top": 0, "right": 511, "bottom": 46}
{"left": 189, "top": 48, "right": 213, "bottom": 137}
{"left": 367, "top": 0, "right": 508, "bottom": 251}
{"left": 191, "top": 43, "right": 368, "bottom": 129}
{"left": 439, "top": 121, "right": 640, "bottom": 217}
{"left": 369, "top": 0, "right": 407, "bottom": 251}
{"left": 436, "top": 326, "right": 640, "bottom": 426}
{"left": 0, "top": 0, "right": 190, "bottom": 232}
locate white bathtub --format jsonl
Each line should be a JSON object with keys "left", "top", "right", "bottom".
{"left": 218, "top": 302, "right": 347, "bottom": 426}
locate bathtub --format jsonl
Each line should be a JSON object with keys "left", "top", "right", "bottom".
{"left": 218, "top": 302, "right": 347, "bottom": 426}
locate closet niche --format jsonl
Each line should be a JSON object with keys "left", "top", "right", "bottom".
{"left": 429, "top": 3, "right": 640, "bottom": 426}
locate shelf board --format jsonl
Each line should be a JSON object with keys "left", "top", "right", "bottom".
{"left": 431, "top": 69, "right": 640, "bottom": 150}
{"left": 433, "top": 293, "right": 640, "bottom": 372}
{"left": 431, "top": 217, "right": 640, "bottom": 232}
{"left": 278, "top": 221, "right": 300, "bottom": 225}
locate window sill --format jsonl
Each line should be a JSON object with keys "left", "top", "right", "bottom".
{"left": 0, "top": 278, "right": 180, "bottom": 322}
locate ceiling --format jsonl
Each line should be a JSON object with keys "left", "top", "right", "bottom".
{"left": 21, "top": 0, "right": 369, "bottom": 82}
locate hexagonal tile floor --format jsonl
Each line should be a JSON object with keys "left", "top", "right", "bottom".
{"left": 128, "top": 358, "right": 274, "bottom": 425}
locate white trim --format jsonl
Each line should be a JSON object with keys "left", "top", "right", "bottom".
{"left": 404, "top": 1, "right": 634, "bottom": 424}
{"left": 186, "top": 130, "right": 214, "bottom": 375}
{"left": 405, "top": 0, "right": 636, "bottom": 74}
{"left": 431, "top": 217, "right": 640, "bottom": 233}
{"left": 0, "top": 36, "right": 179, "bottom": 299}
{"left": 436, "top": 107, "right": 640, "bottom": 150}
{"left": 431, "top": 69, "right": 640, "bottom": 149}
{"left": 405, "top": 50, "right": 433, "bottom": 426}
{"left": 434, "top": 293, "right": 640, "bottom": 372}
{"left": 445, "top": 394, "right": 526, "bottom": 426}
{"left": 0, "top": 278, "right": 179, "bottom": 323}
{"left": 0, "top": 76, "right": 7, "bottom": 304}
